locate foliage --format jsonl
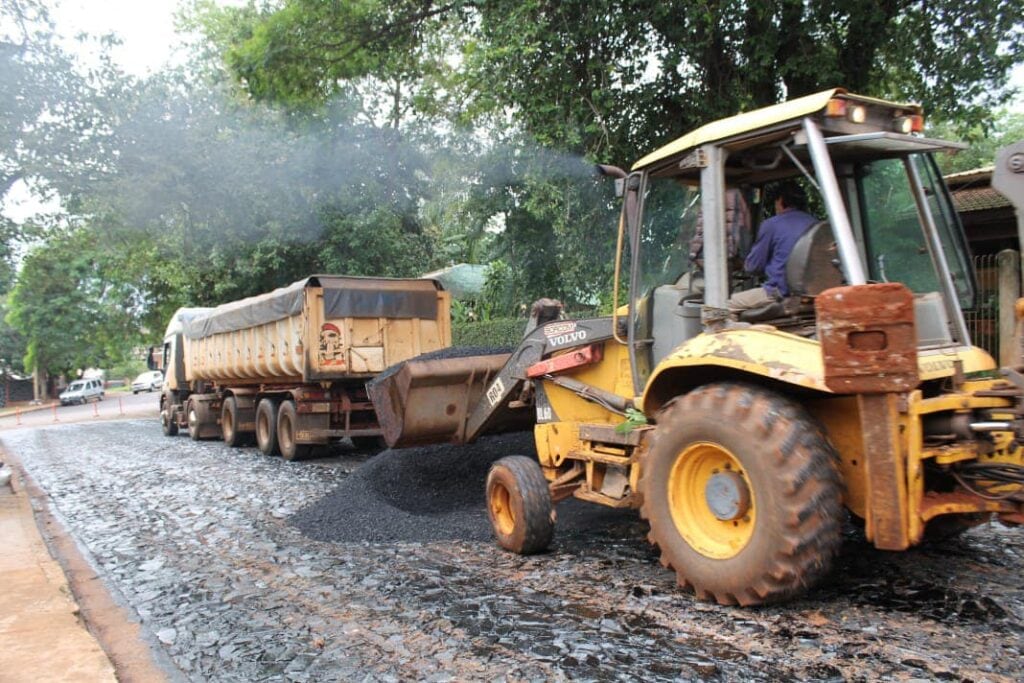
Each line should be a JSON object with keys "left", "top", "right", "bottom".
{"left": 0, "top": 303, "right": 26, "bottom": 376}
{"left": 6, "top": 228, "right": 144, "bottom": 376}
{"left": 209, "top": 1, "right": 1024, "bottom": 156}
{"left": 0, "top": 0, "right": 1022, "bottom": 372}
{"left": 931, "top": 110, "right": 1024, "bottom": 174}
{"left": 199, "top": 0, "right": 1024, "bottom": 319}
{"left": 0, "top": 0, "right": 128, "bottom": 295}
{"left": 106, "top": 358, "right": 149, "bottom": 385}
{"left": 615, "top": 407, "right": 649, "bottom": 434}
{"left": 452, "top": 318, "right": 524, "bottom": 348}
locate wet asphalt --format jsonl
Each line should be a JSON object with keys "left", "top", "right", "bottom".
{"left": 3, "top": 419, "right": 1022, "bottom": 682}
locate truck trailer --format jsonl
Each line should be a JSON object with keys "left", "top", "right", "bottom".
{"left": 154, "top": 275, "right": 450, "bottom": 460}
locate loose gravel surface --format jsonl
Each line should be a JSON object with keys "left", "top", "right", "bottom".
{"left": 4, "top": 420, "right": 1024, "bottom": 682}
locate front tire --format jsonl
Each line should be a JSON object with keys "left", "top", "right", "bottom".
{"left": 161, "top": 398, "right": 179, "bottom": 437}
{"left": 638, "top": 383, "right": 843, "bottom": 606}
{"left": 486, "top": 455, "right": 554, "bottom": 554}
{"left": 277, "top": 400, "right": 314, "bottom": 461}
{"left": 187, "top": 400, "right": 202, "bottom": 441}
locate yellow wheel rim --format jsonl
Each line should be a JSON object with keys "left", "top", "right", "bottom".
{"left": 490, "top": 482, "right": 516, "bottom": 536}
{"left": 667, "top": 441, "right": 756, "bottom": 560}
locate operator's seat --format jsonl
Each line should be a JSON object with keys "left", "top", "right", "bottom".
{"left": 738, "top": 221, "right": 843, "bottom": 323}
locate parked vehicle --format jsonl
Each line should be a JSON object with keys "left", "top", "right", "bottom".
{"left": 152, "top": 276, "right": 451, "bottom": 460}
{"left": 59, "top": 378, "right": 104, "bottom": 405}
{"left": 131, "top": 370, "right": 164, "bottom": 394}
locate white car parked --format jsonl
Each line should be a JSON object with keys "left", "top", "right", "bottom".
{"left": 132, "top": 370, "right": 164, "bottom": 394}
{"left": 59, "top": 378, "right": 105, "bottom": 405}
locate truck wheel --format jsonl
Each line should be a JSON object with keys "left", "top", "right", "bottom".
{"left": 486, "top": 455, "right": 554, "bottom": 554}
{"left": 638, "top": 382, "right": 843, "bottom": 606}
{"left": 277, "top": 400, "right": 315, "bottom": 461}
{"left": 161, "top": 399, "right": 179, "bottom": 437}
{"left": 256, "top": 398, "right": 281, "bottom": 456}
{"left": 187, "top": 400, "right": 203, "bottom": 441}
{"left": 222, "top": 396, "right": 247, "bottom": 447}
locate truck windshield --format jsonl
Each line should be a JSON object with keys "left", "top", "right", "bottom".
{"left": 857, "top": 154, "right": 974, "bottom": 309}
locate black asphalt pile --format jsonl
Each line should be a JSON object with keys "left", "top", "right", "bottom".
{"left": 291, "top": 432, "right": 532, "bottom": 543}
{"left": 292, "top": 431, "right": 631, "bottom": 544}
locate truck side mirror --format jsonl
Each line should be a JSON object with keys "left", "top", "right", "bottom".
{"left": 147, "top": 346, "right": 162, "bottom": 371}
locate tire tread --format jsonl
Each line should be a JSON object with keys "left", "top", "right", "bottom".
{"left": 638, "top": 382, "right": 844, "bottom": 606}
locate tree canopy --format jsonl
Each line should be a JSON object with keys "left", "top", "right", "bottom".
{"left": 0, "top": 0, "right": 1022, "bottom": 383}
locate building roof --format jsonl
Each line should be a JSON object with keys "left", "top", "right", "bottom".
{"left": 952, "top": 187, "right": 1012, "bottom": 213}
{"left": 420, "top": 263, "right": 488, "bottom": 299}
{"left": 944, "top": 166, "right": 1013, "bottom": 214}
{"left": 944, "top": 166, "right": 995, "bottom": 184}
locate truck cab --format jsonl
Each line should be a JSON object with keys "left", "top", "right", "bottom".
{"left": 150, "top": 307, "right": 212, "bottom": 435}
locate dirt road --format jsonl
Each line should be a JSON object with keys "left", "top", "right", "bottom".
{"left": 3, "top": 419, "right": 1022, "bottom": 681}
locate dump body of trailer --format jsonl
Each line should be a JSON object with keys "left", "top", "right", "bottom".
{"left": 183, "top": 276, "right": 449, "bottom": 384}
{"left": 158, "top": 275, "right": 451, "bottom": 459}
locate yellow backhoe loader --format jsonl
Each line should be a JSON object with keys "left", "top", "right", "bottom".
{"left": 369, "top": 89, "right": 1024, "bottom": 605}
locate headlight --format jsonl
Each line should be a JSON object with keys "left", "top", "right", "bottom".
{"left": 894, "top": 114, "right": 924, "bottom": 134}
{"left": 825, "top": 98, "right": 867, "bottom": 123}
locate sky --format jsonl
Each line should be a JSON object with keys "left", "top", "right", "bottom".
{"left": 2, "top": 0, "right": 219, "bottom": 223}
{"left": 52, "top": 0, "right": 211, "bottom": 76}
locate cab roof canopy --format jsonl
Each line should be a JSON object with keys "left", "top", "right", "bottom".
{"left": 631, "top": 88, "right": 953, "bottom": 185}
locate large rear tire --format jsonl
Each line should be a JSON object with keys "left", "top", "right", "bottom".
{"left": 486, "top": 455, "right": 554, "bottom": 555}
{"left": 221, "top": 396, "right": 245, "bottom": 447}
{"left": 638, "top": 382, "right": 843, "bottom": 606}
{"left": 278, "top": 400, "right": 315, "bottom": 461}
{"left": 256, "top": 398, "right": 281, "bottom": 456}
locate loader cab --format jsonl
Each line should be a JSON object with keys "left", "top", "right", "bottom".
{"left": 615, "top": 89, "right": 975, "bottom": 391}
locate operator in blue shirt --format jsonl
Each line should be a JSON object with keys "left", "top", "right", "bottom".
{"left": 727, "top": 181, "right": 818, "bottom": 313}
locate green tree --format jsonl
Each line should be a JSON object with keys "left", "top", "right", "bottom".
{"left": 205, "top": 1, "right": 1024, "bottom": 159}
{"left": 6, "top": 229, "right": 145, "bottom": 378}
{"left": 931, "top": 110, "right": 1024, "bottom": 174}
{"left": 200, "top": 0, "right": 1024, "bottom": 315}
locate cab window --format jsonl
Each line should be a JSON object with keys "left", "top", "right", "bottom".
{"left": 857, "top": 155, "right": 974, "bottom": 309}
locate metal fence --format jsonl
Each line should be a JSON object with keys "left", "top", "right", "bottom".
{"left": 966, "top": 253, "right": 1001, "bottom": 359}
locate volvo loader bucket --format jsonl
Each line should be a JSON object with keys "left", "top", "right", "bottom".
{"left": 368, "top": 352, "right": 512, "bottom": 448}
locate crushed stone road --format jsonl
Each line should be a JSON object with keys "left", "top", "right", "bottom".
{"left": 3, "top": 420, "right": 1023, "bottom": 682}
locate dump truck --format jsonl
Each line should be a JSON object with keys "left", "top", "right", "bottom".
{"left": 369, "top": 89, "right": 1024, "bottom": 605}
{"left": 153, "top": 276, "right": 450, "bottom": 460}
